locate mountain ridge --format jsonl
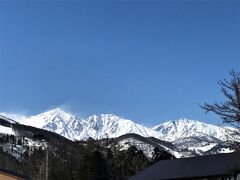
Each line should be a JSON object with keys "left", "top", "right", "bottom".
{"left": 0, "top": 108, "right": 236, "bottom": 158}
{"left": 0, "top": 108, "right": 231, "bottom": 142}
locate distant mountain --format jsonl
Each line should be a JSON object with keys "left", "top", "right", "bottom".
{"left": 82, "top": 113, "right": 160, "bottom": 140}
{"left": 2, "top": 108, "right": 160, "bottom": 141}
{"left": 153, "top": 118, "right": 230, "bottom": 142}
{"left": 0, "top": 115, "right": 158, "bottom": 180}
{"left": 24, "top": 108, "right": 85, "bottom": 140}
{"left": 0, "top": 108, "right": 235, "bottom": 157}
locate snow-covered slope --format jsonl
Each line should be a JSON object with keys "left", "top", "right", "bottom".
{"left": 0, "top": 109, "right": 160, "bottom": 141}
{"left": 0, "top": 109, "right": 232, "bottom": 142}
{"left": 0, "top": 108, "right": 235, "bottom": 157}
{"left": 82, "top": 114, "right": 160, "bottom": 140}
{"left": 22, "top": 108, "right": 85, "bottom": 140}
{"left": 153, "top": 118, "right": 229, "bottom": 142}
{"left": 0, "top": 125, "right": 15, "bottom": 135}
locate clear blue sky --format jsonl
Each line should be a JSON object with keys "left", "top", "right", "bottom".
{"left": 0, "top": 1, "right": 239, "bottom": 126}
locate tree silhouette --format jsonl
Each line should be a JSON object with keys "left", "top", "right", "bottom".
{"left": 152, "top": 147, "right": 175, "bottom": 164}
{"left": 201, "top": 71, "right": 240, "bottom": 126}
{"left": 201, "top": 70, "right": 240, "bottom": 146}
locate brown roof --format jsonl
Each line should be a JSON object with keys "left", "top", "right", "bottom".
{"left": 0, "top": 168, "right": 29, "bottom": 180}
{"left": 129, "top": 152, "right": 240, "bottom": 180}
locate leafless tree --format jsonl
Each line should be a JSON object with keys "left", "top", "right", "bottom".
{"left": 201, "top": 70, "right": 240, "bottom": 147}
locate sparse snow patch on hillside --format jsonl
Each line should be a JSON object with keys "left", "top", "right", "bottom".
{"left": 0, "top": 125, "right": 15, "bottom": 135}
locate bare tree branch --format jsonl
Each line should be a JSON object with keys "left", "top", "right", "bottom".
{"left": 200, "top": 70, "right": 240, "bottom": 149}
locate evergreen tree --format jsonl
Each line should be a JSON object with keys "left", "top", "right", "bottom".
{"left": 151, "top": 147, "right": 175, "bottom": 164}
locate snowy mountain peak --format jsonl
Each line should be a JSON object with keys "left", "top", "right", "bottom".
{"left": 15, "top": 108, "right": 83, "bottom": 140}
{"left": 36, "top": 108, "right": 74, "bottom": 120}
{"left": 153, "top": 118, "right": 205, "bottom": 131}
{"left": 48, "top": 108, "right": 66, "bottom": 115}
{"left": 0, "top": 109, "right": 232, "bottom": 143}
{"left": 173, "top": 118, "right": 196, "bottom": 123}
{"left": 0, "top": 110, "right": 235, "bottom": 158}
{"left": 73, "top": 113, "right": 162, "bottom": 140}
{"left": 153, "top": 118, "right": 228, "bottom": 142}
{"left": 85, "top": 114, "right": 120, "bottom": 123}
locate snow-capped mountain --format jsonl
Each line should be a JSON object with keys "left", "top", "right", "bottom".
{"left": 0, "top": 108, "right": 235, "bottom": 158}
{"left": 0, "top": 109, "right": 160, "bottom": 141}
{"left": 82, "top": 114, "right": 160, "bottom": 140}
{"left": 0, "top": 108, "right": 232, "bottom": 142}
{"left": 153, "top": 118, "right": 230, "bottom": 142}
{"left": 21, "top": 109, "right": 86, "bottom": 140}
{"left": 26, "top": 108, "right": 85, "bottom": 140}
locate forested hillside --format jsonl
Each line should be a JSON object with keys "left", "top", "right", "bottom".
{"left": 0, "top": 118, "right": 174, "bottom": 180}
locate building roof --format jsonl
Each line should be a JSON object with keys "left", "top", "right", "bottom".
{"left": 0, "top": 168, "right": 29, "bottom": 180}
{"left": 128, "top": 152, "right": 240, "bottom": 180}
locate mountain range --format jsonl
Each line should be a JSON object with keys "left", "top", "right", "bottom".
{"left": 0, "top": 108, "right": 235, "bottom": 158}
{"left": 0, "top": 108, "right": 229, "bottom": 141}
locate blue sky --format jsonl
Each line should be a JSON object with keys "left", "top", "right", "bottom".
{"left": 0, "top": 1, "right": 239, "bottom": 126}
